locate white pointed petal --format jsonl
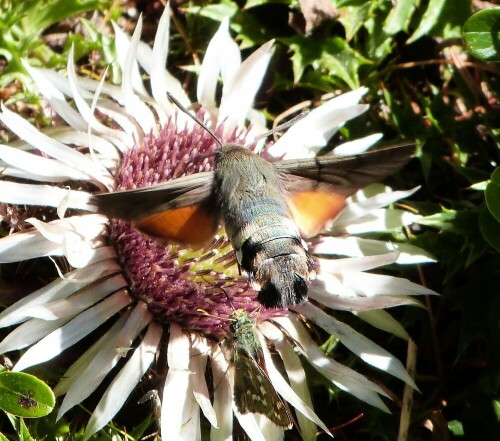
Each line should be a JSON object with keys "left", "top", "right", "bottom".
{"left": 112, "top": 19, "right": 148, "bottom": 96}
{"left": 0, "top": 227, "right": 62, "bottom": 262}
{"left": 27, "top": 66, "right": 90, "bottom": 98}
{"left": 81, "top": 246, "right": 118, "bottom": 266}
{"left": 150, "top": 5, "right": 174, "bottom": 114}
{"left": 273, "top": 338, "right": 316, "bottom": 441}
{"left": 274, "top": 104, "right": 368, "bottom": 159}
{"left": 54, "top": 311, "right": 131, "bottom": 397}
{"left": 13, "top": 290, "right": 132, "bottom": 371}
{"left": 269, "top": 88, "right": 369, "bottom": 159}
{"left": 310, "top": 237, "right": 436, "bottom": 264}
{"left": 0, "top": 104, "right": 111, "bottom": 186}
{"left": 190, "top": 337, "right": 218, "bottom": 427}
{"left": 66, "top": 47, "right": 131, "bottom": 152}
{"left": 135, "top": 41, "right": 154, "bottom": 73}
{"left": 21, "top": 215, "right": 108, "bottom": 267}
{"left": 3, "top": 126, "right": 121, "bottom": 161}
{"left": 233, "top": 410, "right": 267, "bottom": 441}
{"left": 58, "top": 303, "right": 152, "bottom": 419}
{"left": 25, "top": 274, "right": 127, "bottom": 320}
{"left": 349, "top": 185, "right": 420, "bottom": 213}
{"left": 0, "top": 145, "right": 88, "bottom": 181}
{"left": 332, "top": 208, "right": 421, "bottom": 234}
{"left": 219, "top": 32, "right": 242, "bottom": 88}
{"left": 0, "top": 181, "right": 93, "bottom": 211}
{"left": 256, "top": 328, "right": 331, "bottom": 435}
{"left": 134, "top": 39, "right": 190, "bottom": 111}
{"left": 30, "top": 214, "right": 107, "bottom": 241}
{"left": 83, "top": 322, "right": 162, "bottom": 440}
{"left": 355, "top": 310, "right": 410, "bottom": 340}
{"left": 309, "top": 276, "right": 421, "bottom": 311}
{"left": 257, "top": 416, "right": 283, "bottom": 440}
{"left": 180, "top": 389, "right": 202, "bottom": 441}
{"left": 61, "top": 232, "right": 98, "bottom": 269}
{"left": 119, "top": 16, "right": 156, "bottom": 135}
{"left": 341, "top": 272, "right": 438, "bottom": 296}
{"left": 270, "top": 317, "right": 390, "bottom": 398}
{"left": 296, "top": 303, "right": 417, "bottom": 388}
{"left": 219, "top": 40, "right": 274, "bottom": 127}
{"left": 0, "top": 317, "right": 69, "bottom": 353}
{"left": 325, "top": 87, "right": 368, "bottom": 107}
{"left": 56, "top": 311, "right": 131, "bottom": 417}
{"left": 210, "top": 345, "right": 233, "bottom": 441}
{"left": 333, "top": 133, "right": 383, "bottom": 156}
{"left": 24, "top": 218, "right": 69, "bottom": 244}
{"left": 21, "top": 61, "right": 88, "bottom": 132}
{"left": 246, "top": 109, "right": 268, "bottom": 149}
{"left": 47, "top": 127, "right": 120, "bottom": 162}
{"left": 161, "top": 324, "right": 191, "bottom": 440}
{"left": 0, "top": 164, "right": 65, "bottom": 182}
{"left": 91, "top": 99, "right": 142, "bottom": 148}
{"left": 272, "top": 317, "right": 391, "bottom": 410}
{"left": 318, "top": 252, "right": 398, "bottom": 274}
{"left": 197, "top": 17, "right": 240, "bottom": 122}
{"left": 0, "top": 260, "right": 120, "bottom": 327}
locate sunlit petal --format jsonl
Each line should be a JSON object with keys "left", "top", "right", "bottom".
{"left": 13, "top": 290, "right": 132, "bottom": 371}
{"left": 355, "top": 309, "right": 410, "bottom": 340}
{"left": 219, "top": 40, "right": 274, "bottom": 129}
{"left": 296, "top": 302, "right": 417, "bottom": 387}
{"left": 83, "top": 322, "right": 162, "bottom": 440}
{"left": 161, "top": 324, "right": 191, "bottom": 439}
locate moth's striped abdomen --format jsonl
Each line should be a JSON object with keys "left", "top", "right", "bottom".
{"left": 214, "top": 144, "right": 314, "bottom": 308}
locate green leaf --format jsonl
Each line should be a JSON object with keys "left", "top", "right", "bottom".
{"left": 448, "top": 420, "right": 464, "bottom": 436}
{"left": 485, "top": 168, "right": 500, "bottom": 223}
{"left": 18, "top": 418, "right": 35, "bottom": 441}
{"left": 0, "top": 432, "right": 8, "bottom": 441}
{"left": 0, "top": 371, "right": 55, "bottom": 418}
{"left": 384, "top": 0, "right": 419, "bottom": 34}
{"left": 337, "top": 3, "right": 371, "bottom": 41}
{"left": 183, "top": 0, "right": 239, "bottom": 22}
{"left": 408, "top": 0, "right": 447, "bottom": 43}
{"left": 244, "top": 0, "right": 291, "bottom": 8}
{"left": 479, "top": 204, "right": 500, "bottom": 253}
{"left": 463, "top": 8, "right": 500, "bottom": 61}
{"left": 286, "top": 35, "right": 370, "bottom": 89}
{"left": 19, "top": 0, "right": 101, "bottom": 37}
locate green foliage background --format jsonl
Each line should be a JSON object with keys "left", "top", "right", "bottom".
{"left": 0, "top": 0, "right": 499, "bottom": 440}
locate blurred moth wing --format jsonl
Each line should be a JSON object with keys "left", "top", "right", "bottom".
{"left": 276, "top": 143, "right": 414, "bottom": 237}
{"left": 94, "top": 145, "right": 414, "bottom": 242}
{"left": 94, "top": 171, "right": 219, "bottom": 245}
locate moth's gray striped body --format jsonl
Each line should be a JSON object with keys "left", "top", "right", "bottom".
{"left": 214, "top": 144, "right": 314, "bottom": 308}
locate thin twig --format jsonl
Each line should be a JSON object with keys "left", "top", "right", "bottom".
{"left": 397, "top": 338, "right": 418, "bottom": 441}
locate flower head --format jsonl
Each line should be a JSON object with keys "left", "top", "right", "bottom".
{"left": 0, "top": 6, "right": 435, "bottom": 440}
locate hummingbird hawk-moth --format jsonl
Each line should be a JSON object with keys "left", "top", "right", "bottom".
{"left": 93, "top": 94, "right": 413, "bottom": 308}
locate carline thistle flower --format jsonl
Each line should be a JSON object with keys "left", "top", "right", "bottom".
{"left": 0, "top": 6, "right": 436, "bottom": 440}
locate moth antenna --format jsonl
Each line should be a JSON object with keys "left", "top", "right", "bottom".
{"left": 244, "top": 111, "right": 310, "bottom": 148}
{"left": 200, "top": 277, "right": 236, "bottom": 311}
{"left": 167, "top": 92, "right": 224, "bottom": 150}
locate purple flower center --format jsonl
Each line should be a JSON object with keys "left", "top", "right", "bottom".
{"left": 109, "top": 116, "right": 286, "bottom": 335}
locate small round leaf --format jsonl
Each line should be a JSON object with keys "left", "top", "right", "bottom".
{"left": 463, "top": 9, "right": 500, "bottom": 61}
{"left": 0, "top": 371, "right": 55, "bottom": 418}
